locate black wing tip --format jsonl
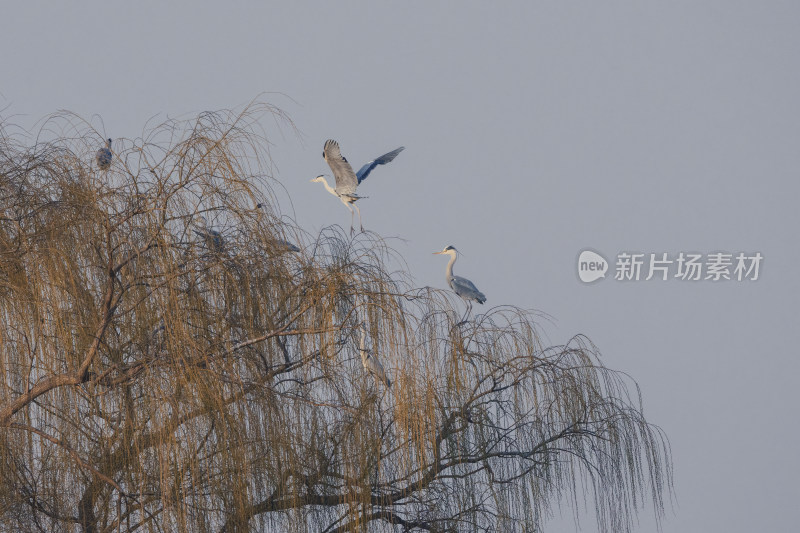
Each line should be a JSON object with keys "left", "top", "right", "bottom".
{"left": 324, "top": 139, "right": 348, "bottom": 161}
{"left": 375, "top": 146, "right": 405, "bottom": 164}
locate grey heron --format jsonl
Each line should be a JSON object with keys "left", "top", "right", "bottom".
{"left": 192, "top": 216, "right": 225, "bottom": 254}
{"left": 311, "top": 139, "right": 404, "bottom": 234}
{"left": 96, "top": 138, "right": 112, "bottom": 170}
{"left": 275, "top": 240, "right": 300, "bottom": 253}
{"left": 254, "top": 203, "right": 301, "bottom": 252}
{"left": 272, "top": 239, "right": 300, "bottom": 254}
{"left": 358, "top": 324, "right": 391, "bottom": 388}
{"left": 434, "top": 245, "right": 486, "bottom": 317}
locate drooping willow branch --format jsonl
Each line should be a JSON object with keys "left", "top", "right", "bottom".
{"left": 0, "top": 105, "right": 671, "bottom": 533}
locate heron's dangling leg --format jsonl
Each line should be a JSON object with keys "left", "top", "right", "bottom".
{"left": 342, "top": 199, "right": 356, "bottom": 235}
{"left": 353, "top": 203, "right": 364, "bottom": 233}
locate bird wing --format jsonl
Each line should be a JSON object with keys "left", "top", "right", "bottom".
{"left": 323, "top": 140, "right": 358, "bottom": 195}
{"left": 356, "top": 146, "right": 405, "bottom": 184}
{"left": 450, "top": 276, "right": 487, "bottom": 304}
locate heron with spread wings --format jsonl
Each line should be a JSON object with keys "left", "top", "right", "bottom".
{"left": 311, "top": 139, "right": 404, "bottom": 234}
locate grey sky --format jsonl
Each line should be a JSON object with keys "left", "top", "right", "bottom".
{"left": 2, "top": 2, "right": 799, "bottom": 531}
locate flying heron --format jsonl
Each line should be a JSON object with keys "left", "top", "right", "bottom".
{"left": 192, "top": 216, "right": 225, "bottom": 254}
{"left": 96, "top": 138, "right": 112, "bottom": 170}
{"left": 358, "top": 323, "right": 391, "bottom": 388}
{"left": 434, "top": 245, "right": 486, "bottom": 318}
{"left": 311, "top": 139, "right": 404, "bottom": 234}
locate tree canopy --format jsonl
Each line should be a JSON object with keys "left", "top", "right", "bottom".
{"left": 0, "top": 105, "right": 672, "bottom": 532}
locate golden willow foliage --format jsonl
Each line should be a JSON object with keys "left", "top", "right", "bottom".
{"left": 0, "top": 106, "right": 672, "bottom": 533}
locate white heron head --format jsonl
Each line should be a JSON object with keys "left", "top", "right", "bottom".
{"left": 433, "top": 245, "right": 458, "bottom": 257}
{"left": 310, "top": 175, "right": 327, "bottom": 183}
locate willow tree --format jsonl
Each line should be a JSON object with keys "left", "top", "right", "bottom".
{"left": 0, "top": 106, "right": 672, "bottom": 533}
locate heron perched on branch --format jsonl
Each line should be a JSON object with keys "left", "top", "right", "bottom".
{"left": 274, "top": 240, "right": 300, "bottom": 253}
{"left": 434, "top": 245, "right": 486, "bottom": 318}
{"left": 192, "top": 216, "right": 225, "bottom": 254}
{"left": 96, "top": 138, "right": 112, "bottom": 170}
{"left": 254, "top": 203, "right": 301, "bottom": 252}
{"left": 358, "top": 323, "right": 391, "bottom": 388}
{"left": 311, "top": 139, "right": 404, "bottom": 234}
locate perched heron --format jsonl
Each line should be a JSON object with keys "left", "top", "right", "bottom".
{"left": 311, "top": 139, "right": 404, "bottom": 234}
{"left": 358, "top": 324, "right": 391, "bottom": 388}
{"left": 96, "top": 138, "right": 112, "bottom": 170}
{"left": 274, "top": 239, "right": 300, "bottom": 253}
{"left": 192, "top": 216, "right": 225, "bottom": 253}
{"left": 434, "top": 245, "right": 486, "bottom": 317}
{"left": 254, "top": 203, "right": 301, "bottom": 252}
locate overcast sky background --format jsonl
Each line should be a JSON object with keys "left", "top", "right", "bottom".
{"left": 2, "top": 2, "right": 799, "bottom": 531}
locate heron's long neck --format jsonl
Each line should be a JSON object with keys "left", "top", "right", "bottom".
{"left": 445, "top": 253, "right": 456, "bottom": 280}
{"left": 359, "top": 330, "right": 369, "bottom": 364}
{"left": 319, "top": 177, "right": 337, "bottom": 196}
